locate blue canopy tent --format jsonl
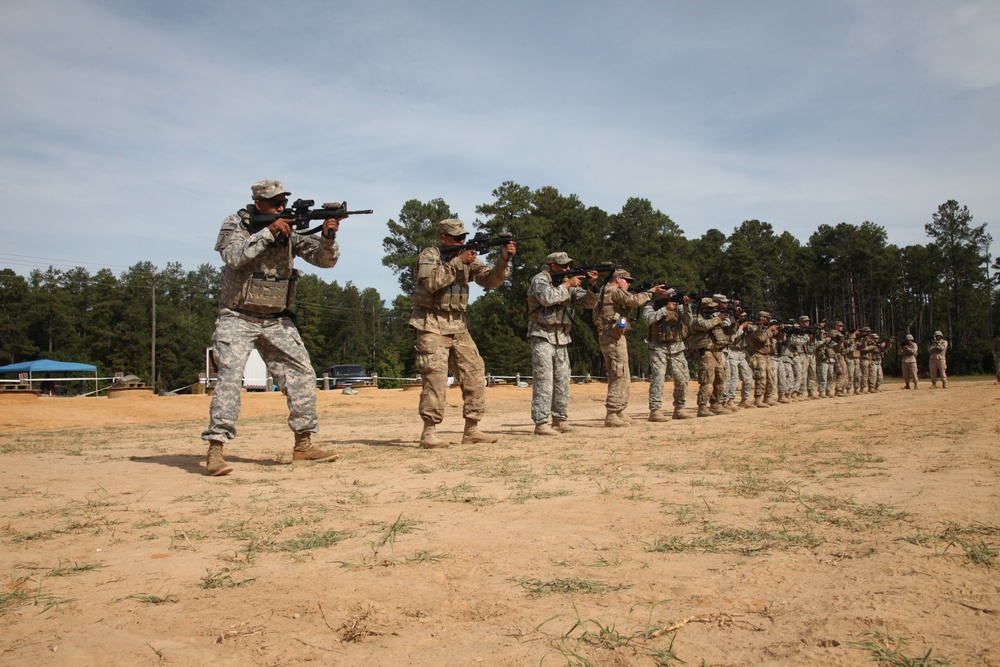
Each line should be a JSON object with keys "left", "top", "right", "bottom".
{"left": 0, "top": 359, "right": 99, "bottom": 395}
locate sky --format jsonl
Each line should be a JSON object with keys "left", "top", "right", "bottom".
{"left": 1, "top": 0, "right": 998, "bottom": 301}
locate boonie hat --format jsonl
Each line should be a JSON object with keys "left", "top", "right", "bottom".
{"left": 934, "top": 330, "right": 943, "bottom": 337}
{"left": 701, "top": 297, "right": 716, "bottom": 307}
{"left": 546, "top": 252, "right": 573, "bottom": 266}
{"left": 905, "top": 334, "right": 914, "bottom": 340}
{"left": 713, "top": 294, "right": 729, "bottom": 303}
{"left": 799, "top": 315, "right": 810, "bottom": 322}
{"left": 251, "top": 179, "right": 291, "bottom": 200}
{"left": 439, "top": 218, "right": 469, "bottom": 236}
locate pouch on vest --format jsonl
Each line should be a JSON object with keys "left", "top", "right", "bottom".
{"left": 242, "top": 271, "right": 296, "bottom": 312}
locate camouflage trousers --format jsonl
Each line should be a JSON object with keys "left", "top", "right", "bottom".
{"left": 871, "top": 361, "right": 883, "bottom": 390}
{"left": 777, "top": 356, "right": 795, "bottom": 395}
{"left": 929, "top": 357, "right": 947, "bottom": 386}
{"left": 414, "top": 331, "right": 486, "bottom": 424}
{"left": 817, "top": 359, "right": 835, "bottom": 393}
{"left": 530, "top": 337, "right": 571, "bottom": 424}
{"left": 902, "top": 360, "right": 918, "bottom": 387}
{"left": 723, "top": 349, "right": 753, "bottom": 403}
{"left": 648, "top": 345, "right": 690, "bottom": 410}
{"left": 696, "top": 349, "right": 727, "bottom": 408}
{"left": 749, "top": 353, "right": 775, "bottom": 399}
{"left": 203, "top": 310, "right": 318, "bottom": 444}
{"left": 835, "top": 356, "right": 849, "bottom": 394}
{"left": 846, "top": 358, "right": 858, "bottom": 392}
{"left": 799, "top": 354, "right": 817, "bottom": 394}
{"left": 859, "top": 358, "right": 871, "bottom": 390}
{"left": 599, "top": 334, "right": 631, "bottom": 411}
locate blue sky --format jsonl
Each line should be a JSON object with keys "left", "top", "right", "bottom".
{"left": 1, "top": 0, "right": 998, "bottom": 300}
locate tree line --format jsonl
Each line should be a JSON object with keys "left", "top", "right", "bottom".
{"left": 1, "top": 183, "right": 996, "bottom": 391}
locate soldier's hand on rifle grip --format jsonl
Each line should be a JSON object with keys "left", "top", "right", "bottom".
{"left": 586, "top": 270, "right": 599, "bottom": 285}
{"left": 268, "top": 218, "right": 292, "bottom": 239}
{"left": 458, "top": 249, "right": 478, "bottom": 265}
{"left": 322, "top": 218, "right": 340, "bottom": 239}
{"left": 565, "top": 275, "right": 583, "bottom": 289}
{"left": 500, "top": 241, "right": 517, "bottom": 261}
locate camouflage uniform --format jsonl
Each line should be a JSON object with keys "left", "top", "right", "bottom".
{"left": 526, "top": 257, "right": 599, "bottom": 427}
{"left": 901, "top": 337, "right": 919, "bottom": 389}
{"left": 747, "top": 314, "right": 779, "bottom": 406}
{"left": 688, "top": 298, "right": 736, "bottom": 415}
{"left": 592, "top": 271, "right": 656, "bottom": 421}
{"left": 843, "top": 333, "right": 858, "bottom": 395}
{"left": 724, "top": 322, "right": 754, "bottom": 406}
{"left": 815, "top": 333, "right": 835, "bottom": 397}
{"left": 410, "top": 222, "right": 509, "bottom": 429}
{"left": 202, "top": 182, "right": 339, "bottom": 449}
{"left": 643, "top": 299, "right": 693, "bottom": 418}
{"left": 928, "top": 333, "right": 948, "bottom": 388}
{"left": 857, "top": 330, "right": 875, "bottom": 393}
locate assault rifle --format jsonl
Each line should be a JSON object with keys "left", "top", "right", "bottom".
{"left": 439, "top": 232, "right": 536, "bottom": 260}
{"left": 247, "top": 199, "right": 373, "bottom": 240}
{"left": 553, "top": 262, "right": 618, "bottom": 284}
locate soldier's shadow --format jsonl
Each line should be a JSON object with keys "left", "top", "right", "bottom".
{"left": 129, "top": 454, "right": 284, "bottom": 475}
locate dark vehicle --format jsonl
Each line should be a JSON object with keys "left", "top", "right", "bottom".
{"left": 325, "top": 364, "right": 369, "bottom": 388}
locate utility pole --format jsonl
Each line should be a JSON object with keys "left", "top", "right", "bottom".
{"left": 151, "top": 281, "right": 156, "bottom": 391}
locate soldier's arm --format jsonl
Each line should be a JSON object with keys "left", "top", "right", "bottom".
{"left": 417, "top": 247, "right": 462, "bottom": 293}
{"left": 472, "top": 256, "right": 510, "bottom": 289}
{"left": 216, "top": 214, "right": 276, "bottom": 269}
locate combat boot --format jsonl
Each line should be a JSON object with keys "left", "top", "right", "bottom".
{"left": 777, "top": 394, "right": 790, "bottom": 404}
{"left": 618, "top": 411, "right": 634, "bottom": 425}
{"left": 534, "top": 423, "right": 560, "bottom": 436}
{"left": 551, "top": 418, "right": 574, "bottom": 433}
{"left": 672, "top": 406, "right": 694, "bottom": 419}
{"left": 809, "top": 391, "right": 820, "bottom": 400}
{"left": 754, "top": 397, "right": 770, "bottom": 408}
{"left": 725, "top": 401, "right": 740, "bottom": 412}
{"left": 697, "top": 405, "right": 713, "bottom": 417}
{"left": 420, "top": 419, "right": 448, "bottom": 449}
{"left": 738, "top": 399, "right": 754, "bottom": 409}
{"left": 604, "top": 410, "right": 628, "bottom": 427}
{"left": 462, "top": 418, "right": 499, "bottom": 444}
{"left": 292, "top": 433, "right": 338, "bottom": 463}
{"left": 648, "top": 409, "right": 670, "bottom": 422}
{"left": 206, "top": 441, "right": 233, "bottom": 477}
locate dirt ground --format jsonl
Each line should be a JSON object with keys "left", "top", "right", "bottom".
{"left": 1, "top": 377, "right": 998, "bottom": 666}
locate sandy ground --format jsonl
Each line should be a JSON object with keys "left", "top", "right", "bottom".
{"left": 1, "top": 378, "right": 998, "bottom": 666}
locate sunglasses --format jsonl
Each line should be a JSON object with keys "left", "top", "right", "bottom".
{"left": 263, "top": 197, "right": 288, "bottom": 208}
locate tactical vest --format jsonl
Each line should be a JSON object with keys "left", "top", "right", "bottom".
{"left": 647, "top": 311, "right": 687, "bottom": 344}
{"left": 218, "top": 209, "right": 298, "bottom": 315}
{"left": 527, "top": 271, "right": 576, "bottom": 327}
{"left": 412, "top": 248, "right": 471, "bottom": 313}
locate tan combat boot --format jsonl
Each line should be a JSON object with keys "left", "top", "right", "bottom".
{"left": 618, "top": 411, "right": 634, "bottom": 425}
{"left": 697, "top": 405, "right": 713, "bottom": 417}
{"left": 534, "top": 423, "right": 560, "bottom": 436}
{"left": 604, "top": 410, "right": 628, "bottom": 427}
{"left": 754, "top": 397, "right": 770, "bottom": 408}
{"left": 738, "top": 398, "right": 754, "bottom": 408}
{"left": 462, "top": 418, "right": 499, "bottom": 444}
{"left": 551, "top": 418, "right": 574, "bottom": 433}
{"left": 672, "top": 407, "right": 693, "bottom": 420}
{"left": 206, "top": 441, "right": 233, "bottom": 477}
{"left": 710, "top": 403, "right": 726, "bottom": 415}
{"left": 725, "top": 401, "right": 741, "bottom": 412}
{"left": 648, "top": 409, "right": 670, "bottom": 422}
{"left": 292, "top": 433, "right": 338, "bottom": 463}
{"left": 420, "top": 419, "right": 448, "bottom": 449}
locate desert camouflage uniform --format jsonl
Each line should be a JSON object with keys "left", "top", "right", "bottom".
{"left": 815, "top": 334, "right": 835, "bottom": 396}
{"left": 643, "top": 301, "right": 693, "bottom": 411}
{"left": 688, "top": 304, "right": 735, "bottom": 411}
{"left": 202, "top": 207, "right": 339, "bottom": 444}
{"left": 901, "top": 339, "right": 918, "bottom": 388}
{"left": 410, "top": 246, "right": 509, "bottom": 424}
{"left": 593, "top": 284, "right": 655, "bottom": 412}
{"left": 832, "top": 332, "right": 849, "bottom": 396}
{"left": 788, "top": 331, "right": 810, "bottom": 397}
{"left": 857, "top": 332, "right": 875, "bottom": 393}
{"left": 928, "top": 336, "right": 948, "bottom": 388}
{"left": 527, "top": 270, "right": 599, "bottom": 425}
{"left": 845, "top": 334, "right": 860, "bottom": 394}
{"left": 747, "top": 321, "right": 779, "bottom": 402}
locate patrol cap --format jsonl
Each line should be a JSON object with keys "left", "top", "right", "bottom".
{"left": 871, "top": 333, "right": 879, "bottom": 339}
{"left": 612, "top": 269, "right": 633, "bottom": 282}
{"left": 835, "top": 321, "right": 844, "bottom": 327}
{"left": 713, "top": 294, "right": 729, "bottom": 303}
{"left": 861, "top": 326, "right": 872, "bottom": 333}
{"left": 906, "top": 334, "right": 914, "bottom": 340}
{"left": 934, "top": 330, "right": 943, "bottom": 337}
{"left": 438, "top": 218, "right": 469, "bottom": 236}
{"left": 251, "top": 179, "right": 290, "bottom": 200}
{"left": 799, "top": 315, "right": 810, "bottom": 322}
{"left": 546, "top": 251, "right": 573, "bottom": 266}
{"left": 758, "top": 310, "right": 771, "bottom": 319}
{"left": 700, "top": 297, "right": 716, "bottom": 307}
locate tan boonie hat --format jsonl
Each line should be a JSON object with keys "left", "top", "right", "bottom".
{"left": 438, "top": 218, "right": 469, "bottom": 236}
{"left": 713, "top": 294, "right": 729, "bottom": 303}
{"left": 546, "top": 251, "right": 573, "bottom": 266}
{"left": 934, "top": 330, "right": 943, "bottom": 337}
{"left": 612, "top": 269, "right": 633, "bottom": 281}
{"left": 251, "top": 179, "right": 291, "bottom": 200}
{"left": 906, "top": 334, "right": 914, "bottom": 340}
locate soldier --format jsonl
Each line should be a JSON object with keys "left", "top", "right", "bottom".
{"left": 843, "top": 330, "right": 858, "bottom": 396}
{"left": 643, "top": 292, "right": 694, "bottom": 421}
{"left": 900, "top": 334, "right": 919, "bottom": 389}
{"left": 688, "top": 296, "right": 736, "bottom": 417}
{"left": 831, "top": 322, "right": 849, "bottom": 397}
{"left": 526, "top": 253, "right": 600, "bottom": 435}
{"left": 775, "top": 326, "right": 796, "bottom": 403}
{"left": 747, "top": 311, "right": 779, "bottom": 407}
{"left": 993, "top": 333, "right": 1000, "bottom": 384}
{"left": 870, "top": 333, "right": 888, "bottom": 391}
{"left": 789, "top": 316, "right": 812, "bottom": 399}
{"left": 410, "top": 218, "right": 515, "bottom": 448}
{"left": 928, "top": 330, "right": 948, "bottom": 388}
{"left": 815, "top": 329, "right": 835, "bottom": 398}
{"left": 722, "top": 308, "right": 754, "bottom": 409}
{"left": 593, "top": 270, "right": 670, "bottom": 427}
{"left": 857, "top": 328, "right": 875, "bottom": 394}
{"left": 201, "top": 179, "right": 342, "bottom": 476}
